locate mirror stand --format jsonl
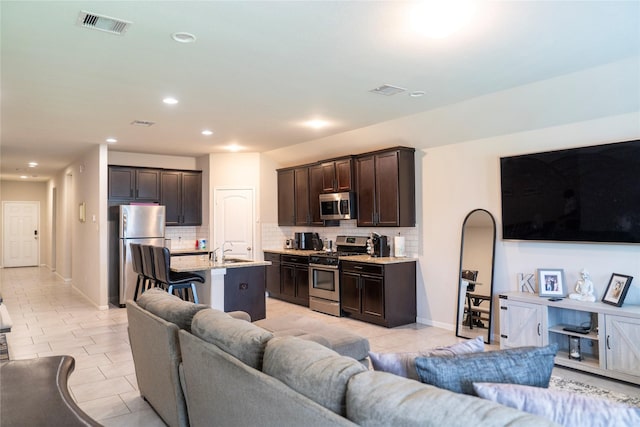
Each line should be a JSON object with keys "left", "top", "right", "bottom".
{"left": 455, "top": 209, "right": 496, "bottom": 344}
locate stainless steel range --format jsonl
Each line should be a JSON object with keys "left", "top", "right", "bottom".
{"left": 308, "top": 235, "right": 368, "bottom": 316}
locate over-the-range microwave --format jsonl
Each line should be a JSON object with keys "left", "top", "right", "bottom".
{"left": 319, "top": 192, "right": 357, "bottom": 220}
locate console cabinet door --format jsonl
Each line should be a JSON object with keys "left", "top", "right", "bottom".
{"left": 499, "top": 299, "right": 546, "bottom": 348}
{"left": 308, "top": 165, "right": 325, "bottom": 225}
{"left": 361, "top": 274, "right": 384, "bottom": 319}
{"left": 355, "top": 156, "right": 376, "bottom": 226}
{"left": 108, "top": 167, "right": 135, "bottom": 200}
{"left": 264, "top": 253, "right": 281, "bottom": 296}
{"left": 181, "top": 171, "right": 202, "bottom": 225}
{"left": 605, "top": 315, "right": 640, "bottom": 379}
{"left": 294, "top": 167, "right": 310, "bottom": 225}
{"left": 135, "top": 169, "right": 161, "bottom": 202}
{"left": 161, "top": 171, "right": 181, "bottom": 225}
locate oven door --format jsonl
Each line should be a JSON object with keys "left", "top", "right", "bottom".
{"left": 309, "top": 264, "right": 340, "bottom": 301}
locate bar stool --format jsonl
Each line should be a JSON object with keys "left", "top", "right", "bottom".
{"left": 140, "top": 245, "right": 161, "bottom": 291}
{"left": 130, "top": 243, "right": 146, "bottom": 301}
{"left": 152, "top": 246, "right": 204, "bottom": 303}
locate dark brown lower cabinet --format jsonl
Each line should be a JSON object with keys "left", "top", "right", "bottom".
{"left": 224, "top": 266, "right": 266, "bottom": 321}
{"left": 341, "top": 261, "right": 416, "bottom": 327}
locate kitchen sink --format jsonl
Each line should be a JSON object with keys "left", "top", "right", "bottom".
{"left": 222, "top": 258, "right": 253, "bottom": 264}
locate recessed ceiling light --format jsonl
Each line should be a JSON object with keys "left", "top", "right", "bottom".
{"left": 171, "top": 32, "right": 197, "bottom": 43}
{"left": 28, "top": 162, "right": 38, "bottom": 167}
{"left": 225, "top": 144, "right": 242, "bottom": 152}
{"left": 304, "top": 119, "right": 331, "bottom": 130}
{"left": 106, "top": 138, "right": 117, "bottom": 143}
{"left": 163, "top": 97, "right": 179, "bottom": 105}
{"left": 409, "top": 91, "right": 426, "bottom": 97}
{"left": 201, "top": 130, "right": 213, "bottom": 136}
{"left": 20, "top": 175, "right": 28, "bottom": 179}
{"left": 408, "top": 1, "right": 478, "bottom": 39}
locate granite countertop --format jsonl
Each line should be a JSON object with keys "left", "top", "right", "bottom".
{"left": 170, "top": 248, "right": 210, "bottom": 255}
{"left": 170, "top": 256, "right": 271, "bottom": 272}
{"left": 263, "top": 249, "right": 415, "bottom": 265}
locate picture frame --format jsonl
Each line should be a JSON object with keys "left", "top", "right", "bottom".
{"left": 602, "top": 273, "right": 633, "bottom": 307}
{"left": 537, "top": 268, "right": 565, "bottom": 297}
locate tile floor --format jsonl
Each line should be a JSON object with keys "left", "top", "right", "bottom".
{"left": 2, "top": 266, "right": 638, "bottom": 426}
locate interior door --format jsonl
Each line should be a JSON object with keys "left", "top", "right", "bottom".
{"left": 3, "top": 201, "right": 39, "bottom": 267}
{"left": 214, "top": 188, "right": 254, "bottom": 259}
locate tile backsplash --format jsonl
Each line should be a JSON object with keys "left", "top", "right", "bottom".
{"left": 165, "top": 226, "right": 209, "bottom": 250}
{"left": 261, "top": 220, "right": 419, "bottom": 257}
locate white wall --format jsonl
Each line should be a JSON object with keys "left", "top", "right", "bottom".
{"left": 108, "top": 151, "right": 197, "bottom": 170}
{"left": 262, "top": 57, "right": 640, "bottom": 336}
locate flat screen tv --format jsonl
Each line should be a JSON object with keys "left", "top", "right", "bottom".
{"left": 500, "top": 139, "right": 640, "bottom": 244}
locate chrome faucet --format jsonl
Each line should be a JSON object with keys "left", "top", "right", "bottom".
{"left": 210, "top": 241, "right": 233, "bottom": 263}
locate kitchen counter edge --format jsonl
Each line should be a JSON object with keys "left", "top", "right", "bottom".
{"left": 263, "top": 249, "right": 416, "bottom": 265}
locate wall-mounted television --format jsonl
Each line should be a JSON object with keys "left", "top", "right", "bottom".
{"left": 500, "top": 139, "right": 640, "bottom": 244}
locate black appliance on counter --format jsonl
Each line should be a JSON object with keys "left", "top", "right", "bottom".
{"left": 369, "top": 233, "right": 390, "bottom": 257}
{"left": 308, "top": 235, "right": 368, "bottom": 317}
{"left": 294, "top": 232, "right": 322, "bottom": 250}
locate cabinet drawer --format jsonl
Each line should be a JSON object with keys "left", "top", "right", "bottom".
{"left": 341, "top": 261, "right": 383, "bottom": 276}
{"left": 281, "top": 255, "right": 308, "bottom": 265}
{"left": 264, "top": 253, "right": 281, "bottom": 262}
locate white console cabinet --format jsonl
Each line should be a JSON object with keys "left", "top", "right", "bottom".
{"left": 499, "top": 292, "right": 640, "bottom": 385}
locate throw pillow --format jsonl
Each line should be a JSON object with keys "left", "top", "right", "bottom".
{"left": 369, "top": 336, "right": 484, "bottom": 380}
{"left": 473, "top": 382, "right": 640, "bottom": 427}
{"left": 414, "top": 344, "right": 558, "bottom": 395}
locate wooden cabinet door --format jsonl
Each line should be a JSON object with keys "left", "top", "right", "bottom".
{"left": 277, "top": 169, "right": 295, "bottom": 226}
{"left": 109, "top": 167, "right": 135, "bottom": 200}
{"left": 340, "top": 272, "right": 361, "bottom": 314}
{"left": 135, "top": 169, "right": 161, "bottom": 202}
{"left": 308, "top": 165, "right": 324, "bottom": 225}
{"left": 356, "top": 155, "right": 376, "bottom": 226}
{"left": 161, "top": 171, "right": 181, "bottom": 225}
{"left": 294, "top": 167, "right": 310, "bottom": 225}
{"left": 335, "top": 158, "right": 353, "bottom": 192}
{"left": 500, "top": 300, "right": 546, "bottom": 348}
{"left": 181, "top": 171, "right": 202, "bottom": 225}
{"left": 375, "top": 151, "right": 400, "bottom": 226}
{"left": 320, "top": 162, "right": 337, "bottom": 192}
{"left": 605, "top": 315, "right": 640, "bottom": 379}
{"left": 264, "top": 254, "right": 281, "bottom": 296}
{"left": 281, "top": 264, "right": 296, "bottom": 298}
{"left": 294, "top": 265, "right": 309, "bottom": 302}
{"left": 361, "top": 274, "right": 384, "bottom": 319}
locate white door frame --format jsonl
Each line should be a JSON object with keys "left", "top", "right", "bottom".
{"left": 2, "top": 201, "right": 40, "bottom": 267}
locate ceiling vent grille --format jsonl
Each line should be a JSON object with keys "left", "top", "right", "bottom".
{"left": 369, "top": 84, "right": 407, "bottom": 96}
{"left": 131, "top": 120, "right": 155, "bottom": 127}
{"left": 77, "top": 10, "right": 132, "bottom": 35}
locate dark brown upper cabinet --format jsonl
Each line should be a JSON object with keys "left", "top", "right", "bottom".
{"left": 319, "top": 157, "right": 354, "bottom": 193}
{"left": 356, "top": 147, "right": 415, "bottom": 227}
{"left": 161, "top": 170, "right": 202, "bottom": 226}
{"left": 108, "top": 166, "right": 161, "bottom": 203}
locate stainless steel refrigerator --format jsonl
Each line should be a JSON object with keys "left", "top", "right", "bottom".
{"left": 108, "top": 205, "right": 165, "bottom": 306}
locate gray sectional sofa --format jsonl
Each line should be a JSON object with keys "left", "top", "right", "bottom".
{"left": 127, "top": 289, "right": 556, "bottom": 427}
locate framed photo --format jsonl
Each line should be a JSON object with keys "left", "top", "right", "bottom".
{"left": 602, "top": 273, "right": 633, "bottom": 307}
{"left": 538, "top": 268, "right": 565, "bottom": 297}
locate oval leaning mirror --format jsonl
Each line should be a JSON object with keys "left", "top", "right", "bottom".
{"left": 455, "top": 209, "right": 496, "bottom": 344}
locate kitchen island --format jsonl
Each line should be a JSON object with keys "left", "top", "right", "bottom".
{"left": 170, "top": 256, "right": 271, "bottom": 320}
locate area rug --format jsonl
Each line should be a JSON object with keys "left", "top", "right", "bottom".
{"left": 549, "top": 376, "right": 640, "bottom": 407}
{"left": 0, "top": 333, "right": 8, "bottom": 361}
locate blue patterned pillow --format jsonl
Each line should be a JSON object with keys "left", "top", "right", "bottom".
{"left": 414, "top": 344, "right": 558, "bottom": 395}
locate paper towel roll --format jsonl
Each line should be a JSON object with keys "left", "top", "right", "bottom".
{"left": 394, "top": 236, "right": 406, "bottom": 257}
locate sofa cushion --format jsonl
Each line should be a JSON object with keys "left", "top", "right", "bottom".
{"left": 255, "top": 315, "right": 370, "bottom": 361}
{"left": 414, "top": 344, "right": 558, "bottom": 395}
{"left": 135, "top": 288, "right": 209, "bottom": 332}
{"left": 369, "top": 336, "right": 484, "bottom": 380}
{"left": 346, "top": 370, "right": 555, "bottom": 427}
{"left": 263, "top": 336, "right": 367, "bottom": 416}
{"left": 191, "top": 309, "right": 273, "bottom": 370}
{"left": 473, "top": 382, "right": 640, "bottom": 427}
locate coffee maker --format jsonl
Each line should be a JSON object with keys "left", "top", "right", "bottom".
{"left": 368, "top": 233, "right": 390, "bottom": 257}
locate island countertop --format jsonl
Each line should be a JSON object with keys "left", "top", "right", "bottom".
{"left": 170, "top": 257, "right": 271, "bottom": 272}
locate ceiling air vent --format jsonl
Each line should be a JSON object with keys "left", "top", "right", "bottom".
{"left": 77, "top": 10, "right": 132, "bottom": 35}
{"left": 369, "top": 84, "right": 407, "bottom": 96}
{"left": 131, "top": 120, "right": 155, "bottom": 127}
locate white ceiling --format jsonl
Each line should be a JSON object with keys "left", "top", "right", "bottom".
{"left": 1, "top": 1, "right": 639, "bottom": 181}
